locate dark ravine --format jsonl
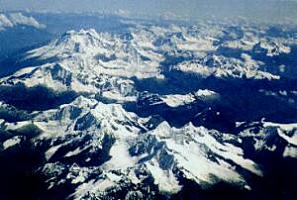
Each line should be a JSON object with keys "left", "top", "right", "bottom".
{"left": 0, "top": 84, "right": 79, "bottom": 111}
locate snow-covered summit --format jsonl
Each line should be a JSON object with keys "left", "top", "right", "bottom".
{"left": 253, "top": 40, "right": 291, "bottom": 57}
{"left": 27, "top": 29, "right": 113, "bottom": 59}
{"left": 1, "top": 23, "right": 287, "bottom": 98}
{"left": 0, "top": 94, "right": 264, "bottom": 197}
{"left": 160, "top": 89, "right": 218, "bottom": 107}
{"left": 72, "top": 120, "right": 262, "bottom": 199}
{"left": 25, "top": 28, "right": 163, "bottom": 79}
{"left": 171, "top": 53, "right": 280, "bottom": 80}
{"left": 0, "top": 28, "right": 165, "bottom": 102}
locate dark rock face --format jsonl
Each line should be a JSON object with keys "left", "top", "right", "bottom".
{"left": 0, "top": 84, "right": 78, "bottom": 111}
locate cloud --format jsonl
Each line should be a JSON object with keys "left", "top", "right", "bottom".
{"left": 0, "top": 12, "right": 45, "bottom": 31}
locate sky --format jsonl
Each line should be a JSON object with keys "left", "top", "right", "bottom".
{"left": 1, "top": 0, "right": 296, "bottom": 21}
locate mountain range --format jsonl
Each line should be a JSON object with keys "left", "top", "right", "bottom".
{"left": 0, "top": 13, "right": 297, "bottom": 200}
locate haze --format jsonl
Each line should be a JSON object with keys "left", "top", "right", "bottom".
{"left": 1, "top": 0, "right": 297, "bottom": 22}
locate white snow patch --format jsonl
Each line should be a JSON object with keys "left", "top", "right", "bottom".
{"left": 161, "top": 89, "right": 217, "bottom": 107}
{"left": 3, "top": 136, "right": 22, "bottom": 150}
{"left": 283, "top": 146, "right": 297, "bottom": 158}
{"left": 146, "top": 160, "right": 181, "bottom": 193}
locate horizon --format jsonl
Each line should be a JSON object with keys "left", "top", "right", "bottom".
{"left": 1, "top": 0, "right": 297, "bottom": 23}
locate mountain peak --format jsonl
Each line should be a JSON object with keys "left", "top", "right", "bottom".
{"left": 56, "top": 29, "right": 102, "bottom": 47}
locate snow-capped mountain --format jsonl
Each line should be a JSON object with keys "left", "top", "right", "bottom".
{"left": 1, "top": 25, "right": 289, "bottom": 104}
{"left": 0, "top": 95, "right": 263, "bottom": 199}
{"left": 238, "top": 121, "right": 297, "bottom": 159}
{"left": 0, "top": 16, "right": 297, "bottom": 200}
{"left": 25, "top": 28, "right": 163, "bottom": 79}
{"left": 170, "top": 53, "right": 279, "bottom": 80}
{"left": 137, "top": 89, "right": 218, "bottom": 108}
{"left": 1, "top": 93, "right": 295, "bottom": 199}
{"left": 1, "top": 24, "right": 288, "bottom": 94}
